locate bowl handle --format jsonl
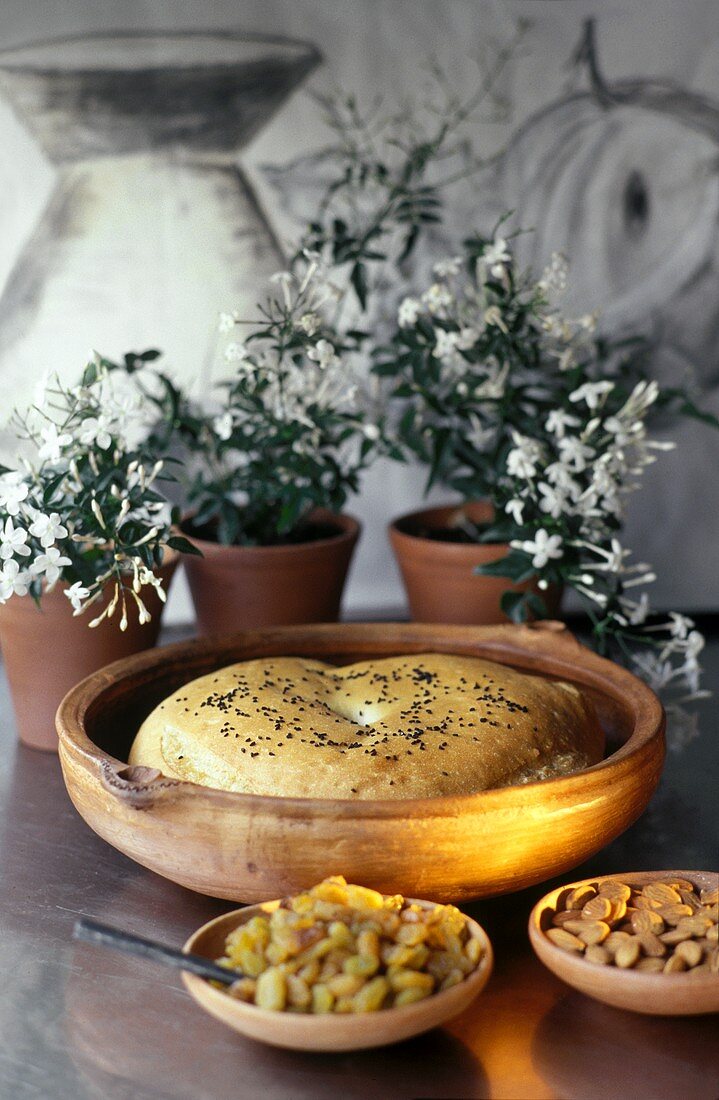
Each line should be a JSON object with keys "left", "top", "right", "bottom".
{"left": 99, "top": 762, "right": 183, "bottom": 809}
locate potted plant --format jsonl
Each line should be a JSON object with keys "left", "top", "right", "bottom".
{"left": 376, "top": 228, "right": 717, "bottom": 720}
{"left": 0, "top": 353, "right": 189, "bottom": 750}
{"left": 145, "top": 76, "right": 494, "bottom": 636}
{"left": 147, "top": 254, "right": 382, "bottom": 636}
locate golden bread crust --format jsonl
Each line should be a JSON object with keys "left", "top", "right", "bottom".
{"left": 129, "top": 653, "right": 604, "bottom": 799}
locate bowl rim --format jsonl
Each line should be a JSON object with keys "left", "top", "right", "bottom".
{"left": 56, "top": 620, "right": 665, "bottom": 817}
{"left": 528, "top": 869, "right": 719, "bottom": 996}
{"left": 181, "top": 895, "right": 494, "bottom": 1033}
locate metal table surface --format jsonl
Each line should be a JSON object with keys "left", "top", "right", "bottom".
{"left": 1, "top": 625, "right": 718, "bottom": 1100}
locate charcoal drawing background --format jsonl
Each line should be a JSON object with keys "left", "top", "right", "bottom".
{"left": 0, "top": 0, "right": 717, "bottom": 617}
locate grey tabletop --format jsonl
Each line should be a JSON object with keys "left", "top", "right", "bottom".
{"left": 1, "top": 625, "right": 718, "bottom": 1100}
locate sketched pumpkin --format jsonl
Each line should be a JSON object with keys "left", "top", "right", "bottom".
{"left": 474, "top": 19, "right": 719, "bottom": 391}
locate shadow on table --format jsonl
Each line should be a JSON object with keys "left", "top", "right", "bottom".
{"left": 532, "top": 989, "right": 719, "bottom": 1100}
{"left": 64, "top": 946, "right": 488, "bottom": 1100}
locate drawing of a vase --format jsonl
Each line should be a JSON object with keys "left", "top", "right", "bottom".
{"left": 0, "top": 32, "right": 321, "bottom": 446}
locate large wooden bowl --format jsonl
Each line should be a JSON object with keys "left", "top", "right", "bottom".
{"left": 56, "top": 622, "right": 665, "bottom": 903}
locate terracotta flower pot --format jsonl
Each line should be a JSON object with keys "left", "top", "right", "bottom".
{"left": 182, "top": 509, "right": 360, "bottom": 636}
{"left": 0, "top": 555, "right": 177, "bottom": 752}
{"left": 389, "top": 502, "right": 561, "bottom": 625}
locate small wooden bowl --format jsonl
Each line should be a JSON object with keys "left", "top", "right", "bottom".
{"left": 56, "top": 621, "right": 665, "bottom": 902}
{"left": 181, "top": 898, "right": 493, "bottom": 1051}
{"left": 529, "top": 870, "right": 719, "bottom": 1016}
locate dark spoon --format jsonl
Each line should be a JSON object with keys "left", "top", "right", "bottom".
{"left": 73, "top": 917, "right": 236, "bottom": 985}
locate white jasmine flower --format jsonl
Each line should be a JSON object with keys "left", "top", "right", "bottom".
{"left": 78, "top": 416, "right": 112, "bottom": 450}
{"left": 537, "top": 482, "right": 567, "bottom": 519}
{"left": 433, "top": 329, "right": 459, "bottom": 361}
{"left": 0, "top": 474, "right": 29, "bottom": 517}
{"left": 137, "top": 563, "right": 167, "bottom": 603}
{"left": 0, "top": 559, "right": 30, "bottom": 601}
{"left": 683, "top": 630, "right": 705, "bottom": 662}
{"left": 584, "top": 538, "right": 627, "bottom": 573}
{"left": 269, "top": 270, "right": 294, "bottom": 309}
{"left": 65, "top": 581, "right": 91, "bottom": 613}
{"left": 538, "top": 252, "right": 569, "bottom": 295}
{"left": 31, "top": 545, "right": 72, "bottom": 585}
{"left": 578, "top": 312, "right": 598, "bottom": 333}
{"left": 0, "top": 518, "right": 31, "bottom": 560}
{"left": 362, "top": 423, "right": 381, "bottom": 441}
{"left": 569, "top": 381, "right": 614, "bottom": 411}
{"left": 545, "top": 409, "right": 580, "bottom": 439}
{"left": 505, "top": 498, "right": 525, "bottom": 525}
{"left": 511, "top": 529, "right": 563, "bottom": 569}
{"left": 630, "top": 651, "right": 676, "bottom": 692}
{"left": 37, "top": 423, "right": 73, "bottom": 463}
{"left": 613, "top": 380, "right": 660, "bottom": 424}
{"left": 298, "top": 312, "right": 320, "bottom": 336}
{"left": 433, "top": 256, "right": 462, "bottom": 278}
{"left": 398, "top": 297, "right": 422, "bottom": 327}
{"left": 224, "top": 342, "right": 249, "bottom": 363}
{"left": 474, "top": 361, "right": 509, "bottom": 401}
{"left": 543, "top": 316, "right": 574, "bottom": 343}
{"left": 483, "top": 237, "right": 511, "bottom": 277}
{"left": 307, "top": 339, "right": 341, "bottom": 371}
{"left": 421, "top": 283, "right": 453, "bottom": 316}
{"left": 29, "top": 511, "right": 68, "bottom": 548}
{"left": 483, "top": 305, "right": 508, "bottom": 333}
{"left": 622, "top": 570, "right": 657, "bottom": 589}
{"left": 506, "top": 433, "right": 544, "bottom": 479}
{"left": 466, "top": 414, "right": 495, "bottom": 450}
{"left": 603, "top": 415, "right": 641, "bottom": 446}
{"left": 667, "top": 612, "right": 695, "bottom": 640}
{"left": 212, "top": 412, "right": 233, "bottom": 441}
{"left": 620, "top": 593, "right": 650, "bottom": 625}
{"left": 33, "top": 368, "right": 54, "bottom": 407}
{"left": 544, "top": 461, "right": 579, "bottom": 493}
{"left": 557, "top": 434, "right": 594, "bottom": 472}
{"left": 218, "top": 311, "right": 237, "bottom": 334}
{"left": 455, "top": 327, "right": 479, "bottom": 351}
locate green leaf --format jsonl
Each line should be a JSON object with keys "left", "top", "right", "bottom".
{"left": 398, "top": 223, "right": 420, "bottom": 264}
{"left": 372, "top": 360, "right": 400, "bottom": 377}
{"left": 500, "top": 590, "right": 530, "bottom": 623}
{"left": 350, "top": 262, "right": 368, "bottom": 310}
{"left": 81, "top": 361, "right": 98, "bottom": 386}
{"left": 475, "top": 549, "right": 536, "bottom": 583}
{"left": 167, "top": 535, "right": 203, "bottom": 557}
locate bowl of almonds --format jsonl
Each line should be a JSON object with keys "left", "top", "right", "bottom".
{"left": 529, "top": 871, "right": 718, "bottom": 1015}
{"left": 182, "top": 876, "right": 493, "bottom": 1050}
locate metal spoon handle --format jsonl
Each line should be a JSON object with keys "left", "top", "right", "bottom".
{"left": 73, "top": 917, "right": 236, "bottom": 985}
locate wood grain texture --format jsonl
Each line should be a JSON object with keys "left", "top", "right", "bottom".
{"left": 181, "top": 897, "right": 493, "bottom": 1051}
{"left": 55, "top": 621, "right": 666, "bottom": 903}
{"left": 529, "top": 870, "right": 719, "bottom": 1015}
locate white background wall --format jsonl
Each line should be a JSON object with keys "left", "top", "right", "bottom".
{"left": 1, "top": 0, "right": 718, "bottom": 622}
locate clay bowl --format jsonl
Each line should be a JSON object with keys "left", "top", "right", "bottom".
{"left": 529, "top": 870, "right": 719, "bottom": 1015}
{"left": 181, "top": 897, "right": 493, "bottom": 1051}
{"left": 56, "top": 621, "right": 665, "bottom": 903}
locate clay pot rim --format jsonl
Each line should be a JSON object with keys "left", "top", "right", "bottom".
{"left": 56, "top": 620, "right": 665, "bottom": 816}
{"left": 181, "top": 509, "right": 361, "bottom": 558}
{"left": 389, "top": 502, "right": 507, "bottom": 561}
{"left": 390, "top": 502, "right": 498, "bottom": 540}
